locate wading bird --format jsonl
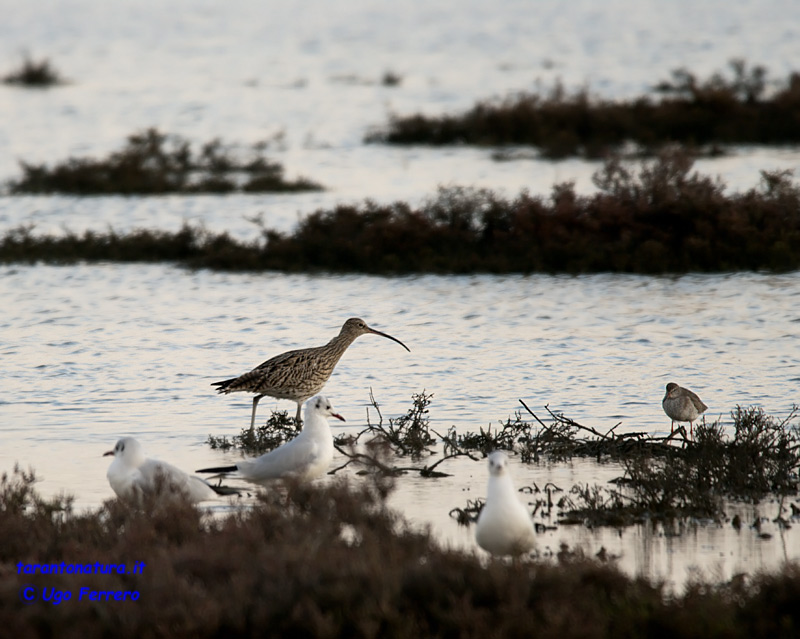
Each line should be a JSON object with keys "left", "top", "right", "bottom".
{"left": 197, "top": 395, "right": 345, "bottom": 485}
{"left": 662, "top": 382, "right": 708, "bottom": 437}
{"left": 212, "top": 318, "right": 409, "bottom": 431}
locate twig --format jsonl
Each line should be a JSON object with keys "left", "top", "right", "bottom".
{"left": 330, "top": 445, "right": 399, "bottom": 476}
{"left": 545, "top": 404, "right": 610, "bottom": 440}
{"left": 366, "top": 386, "right": 383, "bottom": 427}
{"left": 519, "top": 399, "right": 549, "bottom": 429}
{"left": 603, "top": 422, "right": 622, "bottom": 439}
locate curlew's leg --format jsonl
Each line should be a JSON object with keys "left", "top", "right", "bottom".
{"left": 249, "top": 394, "right": 265, "bottom": 434}
{"left": 670, "top": 421, "right": 675, "bottom": 434}
{"left": 294, "top": 402, "right": 303, "bottom": 430}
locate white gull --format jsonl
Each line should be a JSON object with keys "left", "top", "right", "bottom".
{"left": 475, "top": 451, "right": 536, "bottom": 556}
{"left": 104, "top": 436, "right": 234, "bottom": 503}
{"left": 197, "top": 394, "right": 345, "bottom": 486}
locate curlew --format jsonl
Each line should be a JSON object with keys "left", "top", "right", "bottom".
{"left": 475, "top": 451, "right": 536, "bottom": 557}
{"left": 104, "top": 437, "right": 237, "bottom": 504}
{"left": 662, "top": 382, "right": 708, "bottom": 437}
{"left": 197, "top": 395, "right": 345, "bottom": 485}
{"left": 212, "top": 317, "right": 409, "bottom": 430}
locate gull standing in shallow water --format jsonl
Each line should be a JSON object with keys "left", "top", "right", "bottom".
{"left": 475, "top": 451, "right": 537, "bottom": 557}
{"left": 104, "top": 437, "right": 236, "bottom": 504}
{"left": 662, "top": 382, "right": 708, "bottom": 437}
{"left": 197, "top": 395, "right": 345, "bottom": 486}
{"left": 211, "top": 318, "right": 410, "bottom": 431}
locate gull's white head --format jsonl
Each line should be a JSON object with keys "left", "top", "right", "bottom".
{"left": 306, "top": 395, "right": 346, "bottom": 423}
{"left": 487, "top": 450, "right": 509, "bottom": 477}
{"left": 103, "top": 437, "right": 146, "bottom": 467}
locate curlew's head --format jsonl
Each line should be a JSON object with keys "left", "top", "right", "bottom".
{"left": 487, "top": 450, "right": 509, "bottom": 477}
{"left": 306, "top": 394, "right": 346, "bottom": 423}
{"left": 103, "top": 437, "right": 146, "bottom": 467}
{"left": 339, "top": 317, "right": 410, "bottom": 352}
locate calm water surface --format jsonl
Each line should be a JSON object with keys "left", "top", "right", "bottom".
{"left": 1, "top": 264, "right": 799, "bottom": 589}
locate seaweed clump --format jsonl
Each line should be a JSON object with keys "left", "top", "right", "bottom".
{"left": 446, "top": 401, "right": 675, "bottom": 464}
{"left": 358, "top": 389, "right": 437, "bottom": 459}
{"left": 330, "top": 390, "right": 472, "bottom": 478}
{"left": 2, "top": 53, "right": 64, "bottom": 87}
{"left": 367, "top": 60, "right": 800, "bottom": 158}
{"left": 560, "top": 405, "right": 800, "bottom": 526}
{"left": 207, "top": 410, "right": 298, "bottom": 455}
{"left": 626, "top": 406, "right": 800, "bottom": 501}
{"left": 8, "top": 128, "right": 323, "bottom": 195}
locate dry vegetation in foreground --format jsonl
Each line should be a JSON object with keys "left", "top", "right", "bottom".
{"left": 7, "top": 128, "right": 323, "bottom": 195}
{"left": 2, "top": 149, "right": 799, "bottom": 274}
{"left": 367, "top": 60, "right": 800, "bottom": 158}
{"left": 3, "top": 466, "right": 800, "bottom": 638}
{"left": 2, "top": 53, "right": 64, "bottom": 87}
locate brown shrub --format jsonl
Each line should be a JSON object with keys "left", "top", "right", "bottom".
{"left": 2, "top": 150, "right": 799, "bottom": 274}
{"left": 4, "top": 465, "right": 800, "bottom": 638}
{"left": 8, "top": 129, "right": 323, "bottom": 195}
{"left": 368, "top": 61, "right": 800, "bottom": 158}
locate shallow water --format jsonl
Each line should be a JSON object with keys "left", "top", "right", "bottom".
{"left": 2, "top": 0, "right": 800, "bottom": 593}
{"left": 1, "top": 263, "right": 799, "bottom": 590}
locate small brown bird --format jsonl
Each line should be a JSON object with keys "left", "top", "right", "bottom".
{"left": 662, "top": 382, "right": 708, "bottom": 437}
{"left": 212, "top": 318, "right": 410, "bottom": 431}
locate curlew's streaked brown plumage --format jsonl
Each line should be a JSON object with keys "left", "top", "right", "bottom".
{"left": 212, "top": 318, "right": 410, "bottom": 430}
{"left": 662, "top": 382, "right": 708, "bottom": 438}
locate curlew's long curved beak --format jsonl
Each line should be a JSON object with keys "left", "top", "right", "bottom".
{"left": 368, "top": 327, "right": 411, "bottom": 352}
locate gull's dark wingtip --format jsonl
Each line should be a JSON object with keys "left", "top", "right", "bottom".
{"left": 196, "top": 465, "right": 238, "bottom": 474}
{"left": 209, "top": 483, "right": 241, "bottom": 496}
